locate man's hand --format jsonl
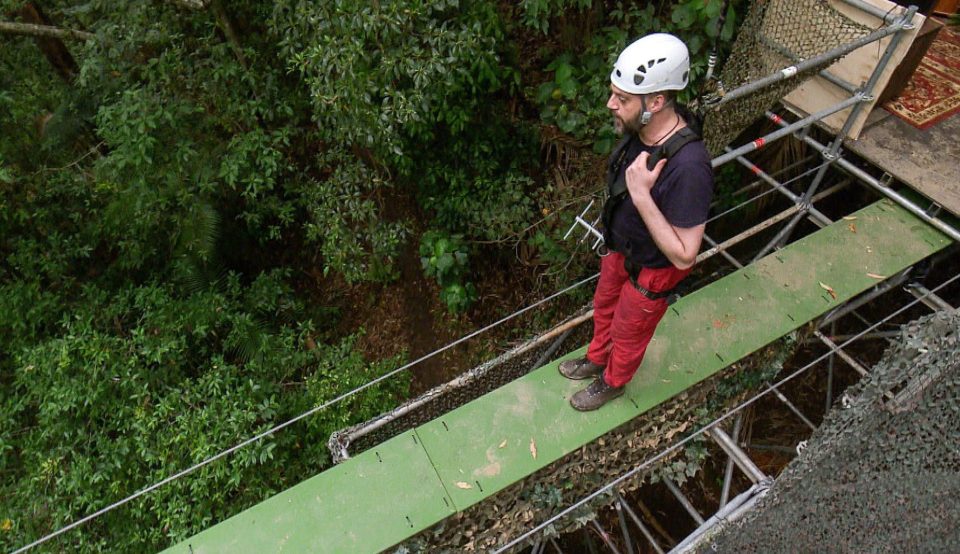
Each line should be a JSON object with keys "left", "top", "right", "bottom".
{"left": 625, "top": 151, "right": 668, "bottom": 201}
{"left": 624, "top": 150, "right": 705, "bottom": 270}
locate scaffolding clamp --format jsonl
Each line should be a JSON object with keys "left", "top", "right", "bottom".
{"left": 924, "top": 202, "right": 942, "bottom": 218}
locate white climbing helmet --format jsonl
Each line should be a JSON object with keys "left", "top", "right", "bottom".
{"left": 610, "top": 33, "right": 690, "bottom": 95}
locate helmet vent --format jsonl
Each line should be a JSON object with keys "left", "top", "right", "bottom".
{"left": 616, "top": 69, "right": 622, "bottom": 77}
{"left": 634, "top": 74, "right": 645, "bottom": 85}
{"left": 658, "top": 58, "right": 666, "bottom": 64}
{"left": 637, "top": 65, "right": 646, "bottom": 74}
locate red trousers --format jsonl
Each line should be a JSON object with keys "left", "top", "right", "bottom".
{"left": 586, "top": 252, "right": 691, "bottom": 388}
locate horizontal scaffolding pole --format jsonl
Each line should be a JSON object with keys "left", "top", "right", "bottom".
{"left": 727, "top": 148, "right": 835, "bottom": 227}
{"left": 906, "top": 283, "right": 956, "bottom": 312}
{"left": 813, "top": 330, "right": 902, "bottom": 342}
{"left": 758, "top": 35, "right": 858, "bottom": 93}
{"left": 839, "top": 0, "right": 915, "bottom": 24}
{"left": 713, "top": 94, "right": 864, "bottom": 167}
{"left": 697, "top": 181, "right": 847, "bottom": 263}
{"left": 714, "top": 22, "right": 905, "bottom": 106}
{"left": 813, "top": 331, "right": 871, "bottom": 377}
{"left": 765, "top": 112, "right": 960, "bottom": 243}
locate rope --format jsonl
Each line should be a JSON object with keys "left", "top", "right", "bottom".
{"left": 11, "top": 274, "right": 600, "bottom": 554}
{"left": 492, "top": 270, "right": 960, "bottom": 553}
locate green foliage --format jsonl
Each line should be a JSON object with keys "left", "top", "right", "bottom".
{"left": 531, "top": 0, "right": 746, "bottom": 154}
{"left": 535, "top": 49, "right": 619, "bottom": 152}
{"left": 419, "top": 231, "right": 477, "bottom": 313}
{"left": 0, "top": 275, "right": 409, "bottom": 552}
{"left": 711, "top": 162, "right": 746, "bottom": 211}
{"left": 520, "top": 0, "right": 594, "bottom": 34}
{"left": 1, "top": 0, "right": 751, "bottom": 549}
{"left": 526, "top": 229, "right": 571, "bottom": 267}
{"left": 276, "top": 0, "right": 530, "bottom": 280}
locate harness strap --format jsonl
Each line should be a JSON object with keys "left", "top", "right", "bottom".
{"left": 630, "top": 278, "right": 673, "bottom": 299}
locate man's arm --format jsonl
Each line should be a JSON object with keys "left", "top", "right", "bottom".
{"left": 624, "top": 152, "right": 705, "bottom": 270}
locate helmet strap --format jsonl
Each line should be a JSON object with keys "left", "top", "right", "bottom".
{"left": 640, "top": 95, "right": 653, "bottom": 126}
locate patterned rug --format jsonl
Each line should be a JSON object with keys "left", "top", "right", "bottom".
{"left": 884, "top": 23, "right": 960, "bottom": 129}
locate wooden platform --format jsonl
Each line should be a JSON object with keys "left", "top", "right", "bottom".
{"left": 845, "top": 110, "right": 960, "bottom": 217}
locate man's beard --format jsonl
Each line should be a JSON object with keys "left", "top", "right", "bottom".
{"left": 613, "top": 112, "right": 645, "bottom": 136}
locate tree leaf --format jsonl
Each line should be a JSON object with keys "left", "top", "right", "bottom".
{"left": 819, "top": 281, "right": 837, "bottom": 299}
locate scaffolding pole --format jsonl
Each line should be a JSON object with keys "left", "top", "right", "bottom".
{"left": 617, "top": 493, "right": 666, "bottom": 554}
{"left": 906, "top": 283, "right": 956, "bottom": 312}
{"left": 713, "top": 23, "right": 907, "bottom": 106}
{"left": 708, "top": 427, "right": 769, "bottom": 484}
{"left": 614, "top": 498, "right": 637, "bottom": 554}
{"left": 590, "top": 519, "right": 623, "bottom": 554}
{"left": 719, "top": 414, "right": 743, "bottom": 509}
{"left": 668, "top": 482, "right": 770, "bottom": 554}
{"left": 751, "top": 6, "right": 917, "bottom": 260}
{"left": 664, "top": 479, "right": 705, "bottom": 525}
{"left": 765, "top": 112, "right": 960, "bottom": 243}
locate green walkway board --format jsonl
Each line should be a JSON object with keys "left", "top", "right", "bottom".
{"left": 165, "top": 199, "right": 949, "bottom": 553}
{"left": 163, "top": 431, "right": 455, "bottom": 554}
{"left": 418, "top": 199, "right": 949, "bottom": 510}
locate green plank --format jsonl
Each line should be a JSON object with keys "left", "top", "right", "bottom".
{"left": 162, "top": 431, "right": 455, "bottom": 554}
{"left": 415, "top": 199, "right": 950, "bottom": 511}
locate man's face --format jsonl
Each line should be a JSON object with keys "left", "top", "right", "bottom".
{"left": 607, "top": 84, "right": 645, "bottom": 135}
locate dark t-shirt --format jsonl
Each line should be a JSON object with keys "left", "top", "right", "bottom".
{"left": 607, "top": 134, "right": 714, "bottom": 268}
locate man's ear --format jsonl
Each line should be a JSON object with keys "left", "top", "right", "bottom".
{"left": 652, "top": 93, "right": 668, "bottom": 113}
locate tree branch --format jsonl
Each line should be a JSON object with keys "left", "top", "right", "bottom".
{"left": 0, "top": 20, "right": 93, "bottom": 41}
{"left": 208, "top": 0, "right": 248, "bottom": 70}
{"left": 168, "top": 0, "right": 208, "bottom": 9}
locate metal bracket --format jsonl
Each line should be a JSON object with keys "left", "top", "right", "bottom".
{"left": 924, "top": 202, "right": 942, "bottom": 218}
{"left": 879, "top": 172, "right": 895, "bottom": 187}
{"left": 563, "top": 200, "right": 606, "bottom": 252}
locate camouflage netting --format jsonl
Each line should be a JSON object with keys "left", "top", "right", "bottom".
{"left": 395, "top": 338, "right": 798, "bottom": 553}
{"left": 701, "top": 0, "right": 871, "bottom": 154}
{"left": 697, "top": 310, "right": 960, "bottom": 553}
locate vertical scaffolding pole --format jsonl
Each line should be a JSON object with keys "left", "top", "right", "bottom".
{"left": 614, "top": 497, "right": 637, "bottom": 554}
{"left": 719, "top": 414, "right": 744, "bottom": 509}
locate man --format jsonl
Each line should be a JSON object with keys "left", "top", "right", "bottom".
{"left": 560, "top": 33, "right": 714, "bottom": 411}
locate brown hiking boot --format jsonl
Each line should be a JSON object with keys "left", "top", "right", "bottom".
{"left": 558, "top": 357, "right": 605, "bottom": 380}
{"left": 570, "top": 376, "right": 624, "bottom": 411}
